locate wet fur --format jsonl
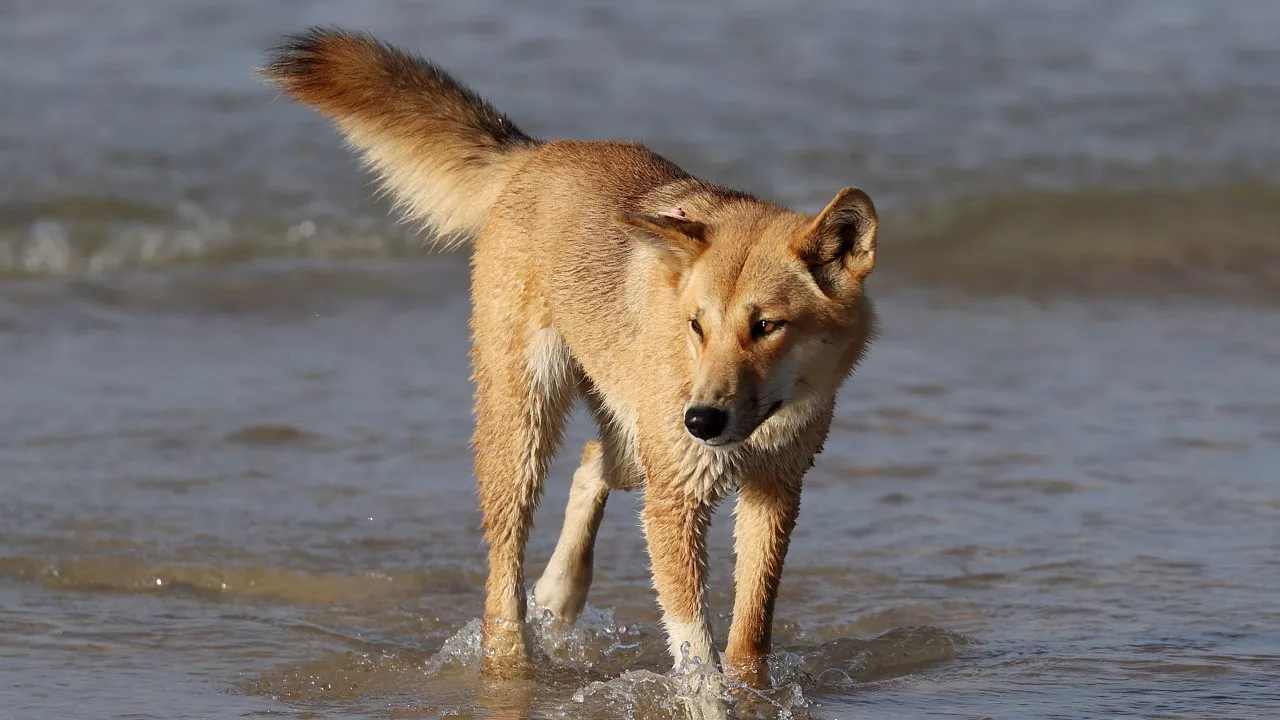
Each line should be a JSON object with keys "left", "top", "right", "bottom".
{"left": 262, "top": 27, "right": 879, "bottom": 689}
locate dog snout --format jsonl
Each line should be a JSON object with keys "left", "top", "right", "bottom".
{"left": 684, "top": 405, "right": 729, "bottom": 441}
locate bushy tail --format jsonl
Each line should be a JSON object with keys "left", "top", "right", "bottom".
{"left": 262, "top": 27, "right": 537, "bottom": 241}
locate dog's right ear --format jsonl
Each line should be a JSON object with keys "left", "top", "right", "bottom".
{"left": 612, "top": 211, "right": 708, "bottom": 266}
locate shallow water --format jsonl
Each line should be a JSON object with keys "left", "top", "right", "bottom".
{"left": 2, "top": 2, "right": 1279, "bottom": 719}
{"left": 4, "top": 271, "right": 1278, "bottom": 718}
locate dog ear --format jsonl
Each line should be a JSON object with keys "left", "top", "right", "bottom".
{"left": 791, "top": 187, "right": 877, "bottom": 292}
{"left": 613, "top": 211, "right": 708, "bottom": 264}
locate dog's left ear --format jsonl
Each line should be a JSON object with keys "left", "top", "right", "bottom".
{"left": 791, "top": 187, "right": 877, "bottom": 292}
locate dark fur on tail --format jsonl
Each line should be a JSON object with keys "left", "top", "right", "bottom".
{"left": 261, "top": 27, "right": 538, "bottom": 240}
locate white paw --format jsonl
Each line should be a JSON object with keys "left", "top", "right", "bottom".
{"left": 532, "top": 569, "right": 586, "bottom": 625}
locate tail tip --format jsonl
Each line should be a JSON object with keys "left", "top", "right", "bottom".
{"left": 259, "top": 26, "right": 367, "bottom": 87}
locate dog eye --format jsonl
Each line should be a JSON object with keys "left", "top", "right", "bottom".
{"left": 751, "top": 319, "right": 784, "bottom": 339}
{"left": 690, "top": 318, "right": 703, "bottom": 338}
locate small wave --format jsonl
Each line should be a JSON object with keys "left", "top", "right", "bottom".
{"left": 0, "top": 197, "right": 443, "bottom": 277}
{"left": 225, "top": 424, "right": 324, "bottom": 446}
{"left": 5, "top": 185, "right": 1280, "bottom": 306}
{"left": 887, "top": 183, "right": 1280, "bottom": 301}
{"left": 774, "top": 626, "right": 968, "bottom": 686}
{"left": 0, "top": 257, "right": 471, "bottom": 326}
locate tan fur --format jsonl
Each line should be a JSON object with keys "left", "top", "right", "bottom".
{"left": 263, "top": 28, "right": 878, "bottom": 688}
{"left": 261, "top": 28, "right": 537, "bottom": 243}
{"left": 532, "top": 440, "right": 609, "bottom": 624}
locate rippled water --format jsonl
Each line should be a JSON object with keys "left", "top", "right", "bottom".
{"left": 2, "top": 2, "right": 1279, "bottom": 718}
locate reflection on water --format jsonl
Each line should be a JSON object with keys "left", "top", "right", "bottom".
{"left": 2, "top": 0, "right": 1279, "bottom": 718}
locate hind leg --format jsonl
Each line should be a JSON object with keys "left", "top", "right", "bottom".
{"left": 534, "top": 398, "right": 644, "bottom": 625}
{"left": 533, "top": 439, "right": 610, "bottom": 625}
{"left": 473, "top": 324, "right": 575, "bottom": 676}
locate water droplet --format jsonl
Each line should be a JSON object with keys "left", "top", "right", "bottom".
{"left": 818, "top": 667, "right": 855, "bottom": 689}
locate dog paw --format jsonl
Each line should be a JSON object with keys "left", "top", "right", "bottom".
{"left": 532, "top": 572, "right": 587, "bottom": 627}
{"left": 480, "top": 616, "right": 533, "bottom": 678}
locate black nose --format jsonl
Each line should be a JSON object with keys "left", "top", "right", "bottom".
{"left": 684, "top": 406, "right": 729, "bottom": 441}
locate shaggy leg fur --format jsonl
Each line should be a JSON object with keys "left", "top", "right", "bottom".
{"left": 724, "top": 476, "right": 802, "bottom": 688}
{"left": 473, "top": 319, "right": 576, "bottom": 675}
{"left": 642, "top": 475, "right": 720, "bottom": 669}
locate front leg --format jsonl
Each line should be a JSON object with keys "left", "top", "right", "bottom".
{"left": 642, "top": 477, "right": 720, "bottom": 670}
{"left": 724, "top": 474, "right": 801, "bottom": 688}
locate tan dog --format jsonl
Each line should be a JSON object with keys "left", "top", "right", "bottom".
{"left": 263, "top": 28, "right": 877, "bottom": 688}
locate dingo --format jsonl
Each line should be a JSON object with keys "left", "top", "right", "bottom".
{"left": 263, "top": 28, "right": 877, "bottom": 688}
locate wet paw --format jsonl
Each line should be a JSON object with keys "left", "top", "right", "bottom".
{"left": 532, "top": 572, "right": 587, "bottom": 627}
{"left": 480, "top": 616, "right": 533, "bottom": 678}
{"left": 724, "top": 654, "right": 769, "bottom": 690}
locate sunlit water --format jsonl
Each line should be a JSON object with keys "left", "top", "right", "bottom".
{"left": 3, "top": 271, "right": 1277, "bottom": 718}
{"left": 2, "top": 1, "right": 1279, "bottom": 718}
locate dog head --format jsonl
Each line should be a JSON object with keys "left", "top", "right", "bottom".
{"left": 615, "top": 188, "right": 877, "bottom": 447}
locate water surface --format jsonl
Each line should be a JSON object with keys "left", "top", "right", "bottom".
{"left": 1, "top": 2, "right": 1278, "bottom": 718}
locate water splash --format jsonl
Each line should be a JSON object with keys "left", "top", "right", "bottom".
{"left": 564, "top": 660, "right": 812, "bottom": 720}
{"left": 419, "top": 591, "right": 966, "bottom": 718}
{"left": 423, "top": 592, "right": 645, "bottom": 674}
{"left": 568, "top": 670, "right": 686, "bottom": 719}
{"left": 423, "top": 618, "right": 484, "bottom": 674}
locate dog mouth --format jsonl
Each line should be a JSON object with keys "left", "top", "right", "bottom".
{"left": 694, "top": 401, "right": 784, "bottom": 449}
{"left": 759, "top": 400, "right": 784, "bottom": 424}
